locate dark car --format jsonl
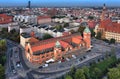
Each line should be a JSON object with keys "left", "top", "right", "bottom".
{"left": 38, "top": 66, "right": 43, "bottom": 69}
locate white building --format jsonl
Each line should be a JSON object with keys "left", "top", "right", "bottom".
{"left": 20, "top": 27, "right": 32, "bottom": 34}
{"left": 8, "top": 22, "right": 19, "bottom": 32}
{"left": 14, "top": 15, "right": 37, "bottom": 24}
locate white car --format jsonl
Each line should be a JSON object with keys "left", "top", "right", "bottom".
{"left": 43, "top": 64, "right": 48, "bottom": 68}
{"left": 72, "top": 55, "right": 76, "bottom": 59}
{"left": 66, "top": 58, "right": 70, "bottom": 61}
{"left": 16, "top": 63, "right": 20, "bottom": 68}
{"left": 58, "top": 61, "right": 61, "bottom": 63}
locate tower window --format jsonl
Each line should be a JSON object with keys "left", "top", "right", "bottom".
{"left": 28, "top": 49, "right": 30, "bottom": 53}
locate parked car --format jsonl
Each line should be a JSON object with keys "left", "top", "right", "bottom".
{"left": 72, "top": 55, "right": 76, "bottom": 59}
{"left": 43, "top": 64, "right": 48, "bottom": 68}
{"left": 39, "top": 66, "right": 43, "bottom": 69}
{"left": 16, "top": 61, "right": 21, "bottom": 68}
{"left": 66, "top": 58, "right": 70, "bottom": 61}
{"left": 58, "top": 61, "right": 61, "bottom": 63}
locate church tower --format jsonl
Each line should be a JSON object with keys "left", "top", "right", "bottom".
{"left": 83, "top": 27, "right": 91, "bottom": 49}
{"left": 101, "top": 4, "right": 106, "bottom": 21}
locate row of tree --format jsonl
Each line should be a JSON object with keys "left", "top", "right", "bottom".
{"left": 60, "top": 56, "right": 117, "bottom": 79}
{"left": 0, "top": 28, "right": 20, "bottom": 43}
{"left": 0, "top": 39, "right": 6, "bottom": 52}
{"left": 0, "top": 39, "right": 6, "bottom": 79}
{"left": 108, "top": 64, "right": 120, "bottom": 79}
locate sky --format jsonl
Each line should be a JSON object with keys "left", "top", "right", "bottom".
{"left": 0, "top": 0, "right": 120, "bottom": 7}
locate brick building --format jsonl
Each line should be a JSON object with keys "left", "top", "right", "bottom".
{"left": 24, "top": 27, "right": 91, "bottom": 64}
{"left": 96, "top": 4, "right": 120, "bottom": 42}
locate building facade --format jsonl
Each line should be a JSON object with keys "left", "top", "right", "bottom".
{"left": 8, "top": 22, "right": 19, "bottom": 32}
{"left": 37, "top": 16, "right": 51, "bottom": 24}
{"left": 96, "top": 4, "right": 120, "bottom": 42}
{"left": 14, "top": 15, "right": 37, "bottom": 24}
{"left": 23, "top": 27, "right": 91, "bottom": 64}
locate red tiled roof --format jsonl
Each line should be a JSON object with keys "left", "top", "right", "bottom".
{"left": 31, "top": 41, "right": 55, "bottom": 52}
{"left": 74, "top": 36, "right": 82, "bottom": 39}
{"left": 41, "top": 8, "right": 48, "bottom": 12}
{"left": 29, "top": 37, "right": 39, "bottom": 43}
{"left": 29, "top": 33, "right": 82, "bottom": 53}
{"left": 99, "top": 19, "right": 120, "bottom": 33}
{"left": 30, "top": 33, "right": 80, "bottom": 47}
{"left": 31, "top": 40, "right": 72, "bottom": 53}
{"left": 88, "top": 21, "right": 96, "bottom": 28}
{"left": 37, "top": 16, "right": 51, "bottom": 20}
{"left": 0, "top": 14, "right": 13, "bottom": 24}
{"left": 59, "top": 40, "right": 70, "bottom": 48}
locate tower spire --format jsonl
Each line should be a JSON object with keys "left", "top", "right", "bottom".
{"left": 101, "top": 3, "right": 106, "bottom": 21}
{"left": 27, "top": 1, "right": 31, "bottom": 9}
{"left": 103, "top": 3, "right": 106, "bottom": 11}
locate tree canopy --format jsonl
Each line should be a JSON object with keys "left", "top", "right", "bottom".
{"left": 0, "top": 64, "right": 5, "bottom": 79}
{"left": 43, "top": 33, "right": 53, "bottom": 40}
{"left": 78, "top": 26, "right": 85, "bottom": 36}
{"left": 0, "top": 40, "right": 6, "bottom": 52}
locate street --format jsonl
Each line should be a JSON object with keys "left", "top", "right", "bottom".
{"left": 5, "top": 38, "right": 118, "bottom": 79}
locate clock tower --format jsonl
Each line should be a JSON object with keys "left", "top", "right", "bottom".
{"left": 83, "top": 27, "right": 91, "bottom": 49}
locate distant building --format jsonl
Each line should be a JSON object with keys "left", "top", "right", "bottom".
{"left": 22, "top": 27, "right": 91, "bottom": 64}
{"left": 96, "top": 4, "right": 120, "bottom": 42}
{"left": 28, "top": 1, "right": 31, "bottom": 9}
{"left": 37, "top": 16, "right": 51, "bottom": 24}
{"left": 0, "top": 14, "right": 13, "bottom": 24}
{"left": 13, "top": 15, "right": 37, "bottom": 24}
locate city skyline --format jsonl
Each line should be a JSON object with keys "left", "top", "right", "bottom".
{"left": 0, "top": 0, "right": 120, "bottom": 7}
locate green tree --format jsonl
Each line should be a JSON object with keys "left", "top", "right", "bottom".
{"left": 75, "top": 69, "right": 86, "bottom": 79}
{"left": 88, "top": 16, "right": 94, "bottom": 20}
{"left": 78, "top": 26, "right": 85, "bottom": 36}
{"left": 0, "top": 40, "right": 6, "bottom": 52}
{"left": 10, "top": 29, "right": 16, "bottom": 34}
{"left": 65, "top": 75, "right": 73, "bottom": 79}
{"left": 0, "top": 64, "right": 5, "bottom": 79}
{"left": 1, "top": 56, "right": 6, "bottom": 66}
{"left": 69, "top": 67, "right": 76, "bottom": 78}
{"left": 90, "top": 28, "right": 95, "bottom": 37}
{"left": 94, "top": 67, "right": 102, "bottom": 79}
{"left": 43, "top": 33, "right": 53, "bottom": 40}
{"left": 63, "top": 23, "right": 69, "bottom": 27}
{"left": 1, "top": 28, "right": 8, "bottom": 33}
{"left": 96, "top": 32, "right": 101, "bottom": 39}
{"left": 82, "top": 66, "right": 90, "bottom": 79}
{"left": 55, "top": 25, "right": 63, "bottom": 31}
{"left": 109, "top": 38, "right": 116, "bottom": 44}
{"left": 108, "top": 68, "right": 120, "bottom": 79}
